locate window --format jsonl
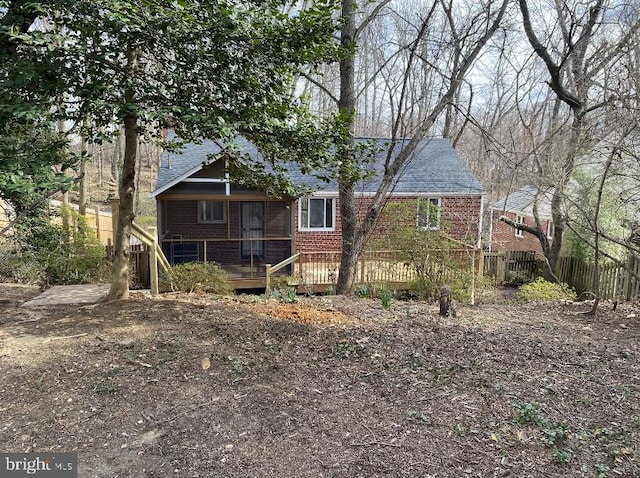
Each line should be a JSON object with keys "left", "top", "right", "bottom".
{"left": 299, "top": 197, "right": 335, "bottom": 231}
{"left": 417, "top": 197, "right": 441, "bottom": 230}
{"left": 515, "top": 214, "right": 525, "bottom": 238}
{"left": 198, "top": 200, "right": 226, "bottom": 223}
{"left": 547, "top": 221, "right": 555, "bottom": 241}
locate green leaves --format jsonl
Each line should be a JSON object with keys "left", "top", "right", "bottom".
{"left": 1, "top": 0, "right": 342, "bottom": 218}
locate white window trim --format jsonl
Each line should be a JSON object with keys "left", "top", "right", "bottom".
{"left": 515, "top": 214, "right": 525, "bottom": 238}
{"left": 298, "top": 196, "right": 336, "bottom": 232}
{"left": 197, "top": 200, "right": 227, "bottom": 224}
{"left": 547, "top": 220, "right": 554, "bottom": 240}
{"left": 417, "top": 197, "right": 441, "bottom": 231}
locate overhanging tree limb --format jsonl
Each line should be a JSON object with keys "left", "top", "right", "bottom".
{"left": 518, "top": 0, "right": 583, "bottom": 111}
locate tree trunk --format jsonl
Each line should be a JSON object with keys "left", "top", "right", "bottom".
{"left": 107, "top": 47, "right": 138, "bottom": 301}
{"left": 335, "top": 0, "right": 358, "bottom": 294}
{"left": 79, "top": 133, "right": 87, "bottom": 216}
{"left": 107, "top": 113, "right": 137, "bottom": 300}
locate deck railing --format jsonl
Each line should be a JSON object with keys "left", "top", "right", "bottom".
{"left": 291, "top": 249, "right": 478, "bottom": 290}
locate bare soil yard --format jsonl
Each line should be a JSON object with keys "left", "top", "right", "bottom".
{"left": 0, "top": 284, "right": 638, "bottom": 477}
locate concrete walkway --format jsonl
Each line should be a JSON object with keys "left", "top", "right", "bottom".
{"left": 21, "top": 284, "right": 111, "bottom": 307}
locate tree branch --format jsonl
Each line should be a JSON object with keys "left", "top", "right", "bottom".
{"left": 518, "top": 0, "right": 583, "bottom": 111}
{"left": 498, "top": 214, "right": 545, "bottom": 241}
{"left": 299, "top": 71, "right": 339, "bottom": 104}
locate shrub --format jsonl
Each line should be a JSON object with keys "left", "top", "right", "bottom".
{"left": 517, "top": 278, "right": 576, "bottom": 303}
{"left": 0, "top": 207, "right": 108, "bottom": 285}
{"left": 506, "top": 269, "right": 536, "bottom": 285}
{"left": 43, "top": 208, "right": 109, "bottom": 285}
{"left": 0, "top": 242, "right": 41, "bottom": 283}
{"left": 271, "top": 286, "right": 298, "bottom": 303}
{"left": 160, "top": 262, "right": 232, "bottom": 294}
{"left": 373, "top": 201, "right": 476, "bottom": 303}
{"left": 379, "top": 288, "right": 394, "bottom": 308}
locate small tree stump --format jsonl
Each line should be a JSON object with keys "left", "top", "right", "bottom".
{"left": 439, "top": 285, "right": 456, "bottom": 317}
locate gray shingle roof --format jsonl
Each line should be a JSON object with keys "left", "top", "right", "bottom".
{"left": 153, "top": 137, "right": 483, "bottom": 197}
{"left": 491, "top": 185, "right": 553, "bottom": 219}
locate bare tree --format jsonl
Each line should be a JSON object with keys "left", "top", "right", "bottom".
{"left": 326, "top": 0, "right": 510, "bottom": 293}
{"left": 498, "top": 0, "right": 640, "bottom": 277}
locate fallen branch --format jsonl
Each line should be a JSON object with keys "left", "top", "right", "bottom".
{"left": 350, "top": 440, "right": 401, "bottom": 448}
{"left": 156, "top": 398, "right": 221, "bottom": 425}
{"left": 42, "top": 333, "right": 88, "bottom": 343}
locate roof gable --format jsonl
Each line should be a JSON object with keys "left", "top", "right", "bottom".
{"left": 152, "top": 137, "right": 483, "bottom": 197}
{"left": 491, "top": 185, "right": 554, "bottom": 219}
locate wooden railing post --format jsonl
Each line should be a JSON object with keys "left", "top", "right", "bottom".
{"left": 148, "top": 226, "right": 159, "bottom": 296}
{"left": 265, "top": 264, "right": 272, "bottom": 295}
{"left": 203, "top": 240, "right": 207, "bottom": 264}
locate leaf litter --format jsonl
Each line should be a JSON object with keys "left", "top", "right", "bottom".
{"left": 0, "top": 284, "right": 638, "bottom": 477}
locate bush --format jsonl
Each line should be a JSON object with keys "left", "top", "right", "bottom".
{"left": 160, "top": 262, "right": 232, "bottom": 294}
{"left": 0, "top": 242, "right": 41, "bottom": 283}
{"left": 43, "top": 208, "right": 109, "bottom": 285}
{"left": 373, "top": 201, "right": 476, "bottom": 303}
{"left": 517, "top": 278, "right": 576, "bottom": 303}
{"left": 0, "top": 208, "right": 109, "bottom": 285}
{"left": 407, "top": 270, "right": 473, "bottom": 303}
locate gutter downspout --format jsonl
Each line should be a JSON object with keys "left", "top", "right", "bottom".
{"left": 487, "top": 205, "right": 494, "bottom": 253}
{"left": 477, "top": 195, "right": 485, "bottom": 250}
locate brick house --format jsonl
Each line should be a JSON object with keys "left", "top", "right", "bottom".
{"left": 151, "top": 137, "right": 484, "bottom": 286}
{"left": 487, "top": 185, "right": 554, "bottom": 257}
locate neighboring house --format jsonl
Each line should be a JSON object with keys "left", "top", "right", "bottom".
{"left": 150, "top": 137, "right": 484, "bottom": 287}
{"left": 488, "top": 185, "right": 554, "bottom": 256}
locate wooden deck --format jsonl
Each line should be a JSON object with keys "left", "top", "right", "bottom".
{"left": 226, "top": 249, "right": 478, "bottom": 292}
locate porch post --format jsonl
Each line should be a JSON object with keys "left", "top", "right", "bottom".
{"left": 265, "top": 264, "right": 272, "bottom": 295}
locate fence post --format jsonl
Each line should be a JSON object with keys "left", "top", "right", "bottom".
{"left": 110, "top": 197, "right": 120, "bottom": 240}
{"left": 148, "top": 226, "right": 159, "bottom": 296}
{"left": 497, "top": 253, "right": 506, "bottom": 284}
{"left": 625, "top": 255, "right": 636, "bottom": 301}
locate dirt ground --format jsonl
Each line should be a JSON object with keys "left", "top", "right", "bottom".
{"left": 0, "top": 284, "right": 638, "bottom": 478}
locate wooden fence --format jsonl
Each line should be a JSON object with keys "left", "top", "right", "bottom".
{"left": 484, "top": 251, "right": 640, "bottom": 301}
{"left": 556, "top": 256, "right": 640, "bottom": 301}
{"left": 1, "top": 200, "right": 114, "bottom": 245}
{"left": 483, "top": 250, "right": 543, "bottom": 284}
{"left": 49, "top": 200, "right": 114, "bottom": 245}
{"left": 106, "top": 243, "right": 151, "bottom": 289}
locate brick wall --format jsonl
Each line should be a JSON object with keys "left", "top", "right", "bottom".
{"left": 294, "top": 195, "right": 483, "bottom": 253}
{"left": 489, "top": 209, "right": 552, "bottom": 257}
{"left": 159, "top": 196, "right": 483, "bottom": 260}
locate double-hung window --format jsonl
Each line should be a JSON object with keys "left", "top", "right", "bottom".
{"left": 546, "top": 221, "right": 555, "bottom": 240}
{"left": 299, "top": 197, "right": 335, "bottom": 231}
{"left": 417, "top": 197, "right": 441, "bottom": 230}
{"left": 515, "top": 214, "right": 525, "bottom": 238}
{"left": 198, "top": 200, "right": 226, "bottom": 224}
